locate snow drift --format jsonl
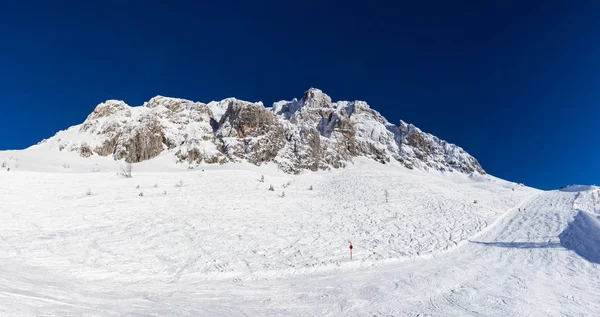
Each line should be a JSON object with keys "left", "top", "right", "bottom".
{"left": 559, "top": 210, "right": 600, "bottom": 263}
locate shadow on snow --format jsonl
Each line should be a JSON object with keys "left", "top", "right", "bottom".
{"left": 469, "top": 241, "right": 562, "bottom": 249}
{"left": 472, "top": 211, "right": 600, "bottom": 264}
{"left": 558, "top": 211, "right": 600, "bottom": 264}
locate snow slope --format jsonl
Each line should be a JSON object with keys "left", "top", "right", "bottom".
{"left": 0, "top": 156, "right": 599, "bottom": 316}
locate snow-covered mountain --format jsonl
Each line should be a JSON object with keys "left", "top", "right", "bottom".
{"left": 3, "top": 90, "right": 600, "bottom": 316}
{"left": 35, "top": 88, "right": 484, "bottom": 174}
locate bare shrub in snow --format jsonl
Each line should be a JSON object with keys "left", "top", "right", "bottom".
{"left": 473, "top": 200, "right": 478, "bottom": 204}
{"left": 175, "top": 180, "right": 183, "bottom": 188}
{"left": 139, "top": 192, "right": 144, "bottom": 197}
{"left": 309, "top": 185, "right": 313, "bottom": 190}
{"left": 280, "top": 191, "right": 285, "bottom": 198}
{"left": 384, "top": 189, "right": 389, "bottom": 203}
{"left": 86, "top": 189, "right": 92, "bottom": 196}
{"left": 163, "top": 190, "right": 167, "bottom": 195}
{"left": 259, "top": 175, "right": 264, "bottom": 182}
{"left": 120, "top": 163, "right": 133, "bottom": 178}
{"left": 62, "top": 163, "right": 70, "bottom": 169}
{"left": 154, "top": 184, "right": 158, "bottom": 188}
{"left": 1, "top": 161, "right": 6, "bottom": 168}
{"left": 136, "top": 184, "right": 140, "bottom": 189}
{"left": 269, "top": 184, "right": 274, "bottom": 191}
{"left": 92, "top": 165, "right": 101, "bottom": 173}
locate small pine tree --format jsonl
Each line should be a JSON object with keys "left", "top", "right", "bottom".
{"left": 136, "top": 184, "right": 140, "bottom": 189}
{"left": 309, "top": 185, "right": 313, "bottom": 190}
{"left": 281, "top": 191, "right": 285, "bottom": 198}
{"left": 86, "top": 189, "right": 92, "bottom": 196}
{"left": 139, "top": 192, "right": 144, "bottom": 197}
{"left": 259, "top": 175, "right": 264, "bottom": 182}
{"left": 163, "top": 190, "right": 167, "bottom": 195}
{"left": 384, "top": 189, "right": 389, "bottom": 203}
{"left": 269, "top": 184, "right": 274, "bottom": 191}
{"left": 176, "top": 180, "right": 183, "bottom": 187}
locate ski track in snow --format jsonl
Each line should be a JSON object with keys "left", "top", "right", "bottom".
{"left": 0, "top": 159, "right": 599, "bottom": 316}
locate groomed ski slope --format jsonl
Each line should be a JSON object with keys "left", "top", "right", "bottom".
{"left": 0, "top": 153, "right": 599, "bottom": 316}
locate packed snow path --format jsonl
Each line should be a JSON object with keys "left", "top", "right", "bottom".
{"left": 0, "top": 162, "right": 599, "bottom": 316}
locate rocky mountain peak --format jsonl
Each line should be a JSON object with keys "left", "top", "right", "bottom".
{"left": 87, "top": 100, "right": 131, "bottom": 120}
{"left": 144, "top": 95, "right": 195, "bottom": 110}
{"left": 301, "top": 88, "right": 333, "bottom": 109}
{"left": 40, "top": 89, "right": 485, "bottom": 175}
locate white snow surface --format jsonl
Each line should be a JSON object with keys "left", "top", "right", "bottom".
{"left": 0, "top": 153, "right": 599, "bottom": 316}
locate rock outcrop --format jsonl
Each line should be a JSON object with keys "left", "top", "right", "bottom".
{"left": 38, "top": 88, "right": 485, "bottom": 174}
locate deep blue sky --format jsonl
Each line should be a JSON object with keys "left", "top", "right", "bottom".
{"left": 0, "top": 1, "right": 598, "bottom": 189}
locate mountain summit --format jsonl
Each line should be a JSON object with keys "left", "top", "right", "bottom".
{"left": 36, "top": 89, "right": 484, "bottom": 174}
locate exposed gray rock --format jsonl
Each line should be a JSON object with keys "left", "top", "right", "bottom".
{"left": 42, "top": 88, "right": 485, "bottom": 175}
{"left": 115, "top": 114, "right": 165, "bottom": 163}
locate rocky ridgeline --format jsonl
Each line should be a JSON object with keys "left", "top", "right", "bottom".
{"left": 39, "top": 88, "right": 485, "bottom": 174}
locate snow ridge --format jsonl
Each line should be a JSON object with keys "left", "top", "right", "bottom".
{"left": 34, "top": 88, "right": 485, "bottom": 174}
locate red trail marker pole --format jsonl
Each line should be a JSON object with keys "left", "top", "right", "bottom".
{"left": 349, "top": 244, "right": 353, "bottom": 260}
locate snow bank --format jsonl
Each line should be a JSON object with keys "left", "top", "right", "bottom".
{"left": 559, "top": 210, "right": 600, "bottom": 263}
{"left": 559, "top": 184, "right": 597, "bottom": 192}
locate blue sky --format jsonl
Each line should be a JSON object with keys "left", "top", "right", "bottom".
{"left": 0, "top": 1, "right": 598, "bottom": 189}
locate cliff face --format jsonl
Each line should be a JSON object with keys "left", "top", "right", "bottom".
{"left": 37, "top": 89, "right": 485, "bottom": 174}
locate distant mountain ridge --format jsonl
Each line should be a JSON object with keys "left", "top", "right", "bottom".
{"left": 35, "top": 88, "right": 485, "bottom": 174}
